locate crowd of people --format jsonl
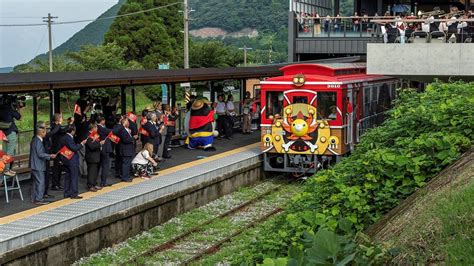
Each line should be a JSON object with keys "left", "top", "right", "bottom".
{"left": 297, "top": 7, "right": 474, "bottom": 43}
{"left": 379, "top": 7, "right": 474, "bottom": 44}
{"left": 0, "top": 91, "right": 261, "bottom": 206}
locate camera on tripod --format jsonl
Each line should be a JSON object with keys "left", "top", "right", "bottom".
{"left": 0, "top": 94, "right": 26, "bottom": 109}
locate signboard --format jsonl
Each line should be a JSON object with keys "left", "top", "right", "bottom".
{"left": 180, "top": 83, "right": 191, "bottom": 88}
{"left": 223, "top": 86, "right": 235, "bottom": 92}
{"left": 159, "top": 64, "right": 169, "bottom": 103}
{"left": 203, "top": 91, "right": 211, "bottom": 100}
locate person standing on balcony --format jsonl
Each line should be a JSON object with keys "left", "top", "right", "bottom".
{"left": 313, "top": 11, "right": 321, "bottom": 35}
{"left": 324, "top": 15, "right": 331, "bottom": 33}
{"left": 335, "top": 13, "right": 342, "bottom": 33}
{"left": 457, "top": 13, "right": 470, "bottom": 43}
{"left": 352, "top": 12, "right": 360, "bottom": 32}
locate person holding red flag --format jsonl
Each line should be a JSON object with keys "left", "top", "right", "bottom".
{"left": 85, "top": 124, "right": 104, "bottom": 192}
{"left": 96, "top": 116, "right": 113, "bottom": 187}
{"left": 60, "top": 125, "right": 86, "bottom": 199}
{"left": 116, "top": 117, "right": 135, "bottom": 182}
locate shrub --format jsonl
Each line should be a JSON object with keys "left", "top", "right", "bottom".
{"left": 241, "top": 81, "right": 474, "bottom": 263}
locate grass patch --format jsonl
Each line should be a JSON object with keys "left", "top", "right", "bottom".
{"left": 389, "top": 171, "right": 474, "bottom": 264}
{"left": 76, "top": 180, "right": 282, "bottom": 265}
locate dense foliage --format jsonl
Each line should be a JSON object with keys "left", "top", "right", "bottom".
{"left": 105, "top": 0, "right": 184, "bottom": 69}
{"left": 242, "top": 82, "right": 474, "bottom": 263}
{"left": 189, "top": 0, "right": 287, "bottom": 33}
{"left": 14, "top": 43, "right": 142, "bottom": 73}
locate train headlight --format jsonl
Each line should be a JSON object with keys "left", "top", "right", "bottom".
{"left": 329, "top": 136, "right": 339, "bottom": 145}
{"left": 263, "top": 134, "right": 273, "bottom": 147}
{"left": 329, "top": 136, "right": 340, "bottom": 149}
{"left": 293, "top": 74, "right": 305, "bottom": 87}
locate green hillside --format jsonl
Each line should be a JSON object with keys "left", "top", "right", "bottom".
{"left": 189, "top": 0, "right": 287, "bottom": 33}
{"left": 31, "top": 0, "right": 125, "bottom": 62}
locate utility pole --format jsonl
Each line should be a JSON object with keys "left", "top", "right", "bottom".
{"left": 239, "top": 45, "right": 253, "bottom": 66}
{"left": 42, "top": 13, "right": 57, "bottom": 72}
{"left": 183, "top": 0, "right": 190, "bottom": 69}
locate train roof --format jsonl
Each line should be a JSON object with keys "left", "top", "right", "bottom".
{"left": 263, "top": 63, "right": 391, "bottom": 84}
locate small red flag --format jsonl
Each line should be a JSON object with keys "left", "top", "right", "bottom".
{"left": 2, "top": 154, "right": 14, "bottom": 164}
{"left": 139, "top": 127, "right": 150, "bottom": 136}
{"left": 59, "top": 146, "right": 74, "bottom": 160}
{"left": 0, "top": 130, "right": 7, "bottom": 142}
{"left": 74, "top": 104, "right": 81, "bottom": 115}
{"left": 107, "top": 131, "right": 120, "bottom": 144}
{"left": 88, "top": 130, "right": 100, "bottom": 141}
{"left": 0, "top": 151, "right": 14, "bottom": 164}
{"left": 127, "top": 112, "right": 137, "bottom": 123}
{"left": 140, "top": 118, "right": 147, "bottom": 126}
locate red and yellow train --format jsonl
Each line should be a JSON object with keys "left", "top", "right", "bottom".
{"left": 259, "top": 63, "right": 399, "bottom": 174}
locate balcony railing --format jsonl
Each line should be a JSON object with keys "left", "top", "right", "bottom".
{"left": 296, "top": 16, "right": 385, "bottom": 38}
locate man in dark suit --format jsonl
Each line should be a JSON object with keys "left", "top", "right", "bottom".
{"left": 117, "top": 117, "right": 135, "bottom": 182}
{"left": 45, "top": 113, "right": 65, "bottom": 194}
{"left": 112, "top": 114, "right": 123, "bottom": 179}
{"left": 142, "top": 112, "right": 160, "bottom": 157}
{"left": 29, "top": 122, "right": 56, "bottom": 205}
{"left": 60, "top": 125, "right": 86, "bottom": 199}
{"left": 97, "top": 116, "right": 113, "bottom": 187}
{"left": 85, "top": 123, "right": 103, "bottom": 192}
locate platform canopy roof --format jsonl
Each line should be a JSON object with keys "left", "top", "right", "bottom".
{"left": 0, "top": 57, "right": 360, "bottom": 93}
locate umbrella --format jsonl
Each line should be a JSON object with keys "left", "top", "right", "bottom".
{"left": 391, "top": 4, "right": 410, "bottom": 14}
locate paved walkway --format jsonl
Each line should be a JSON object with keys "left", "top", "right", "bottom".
{"left": 0, "top": 132, "right": 260, "bottom": 217}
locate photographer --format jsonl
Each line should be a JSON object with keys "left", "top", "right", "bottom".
{"left": 0, "top": 95, "right": 24, "bottom": 175}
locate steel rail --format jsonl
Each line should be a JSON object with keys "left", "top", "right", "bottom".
{"left": 122, "top": 182, "right": 285, "bottom": 265}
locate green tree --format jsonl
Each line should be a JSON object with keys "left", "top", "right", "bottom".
{"left": 189, "top": 41, "right": 243, "bottom": 68}
{"left": 105, "top": 0, "right": 184, "bottom": 69}
{"left": 67, "top": 43, "right": 142, "bottom": 71}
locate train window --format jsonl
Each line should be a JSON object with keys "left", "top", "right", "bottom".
{"left": 266, "top": 91, "right": 284, "bottom": 118}
{"left": 293, "top": 96, "right": 308, "bottom": 104}
{"left": 317, "top": 92, "right": 337, "bottom": 120}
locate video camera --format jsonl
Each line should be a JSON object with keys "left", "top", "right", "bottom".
{"left": 0, "top": 94, "right": 26, "bottom": 109}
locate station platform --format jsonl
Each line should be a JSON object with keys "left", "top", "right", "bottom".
{"left": 0, "top": 133, "right": 263, "bottom": 264}
{"left": 0, "top": 133, "right": 260, "bottom": 217}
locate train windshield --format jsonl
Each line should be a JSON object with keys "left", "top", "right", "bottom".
{"left": 317, "top": 92, "right": 337, "bottom": 120}
{"left": 266, "top": 91, "right": 284, "bottom": 118}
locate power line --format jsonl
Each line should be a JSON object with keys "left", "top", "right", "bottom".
{"left": 0, "top": 2, "right": 182, "bottom": 27}
{"left": 33, "top": 26, "right": 48, "bottom": 57}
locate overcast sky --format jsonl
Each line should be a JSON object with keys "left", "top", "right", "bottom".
{"left": 0, "top": 0, "right": 118, "bottom": 68}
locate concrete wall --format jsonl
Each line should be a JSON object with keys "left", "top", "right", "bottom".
{"left": 367, "top": 44, "right": 474, "bottom": 78}
{"left": 296, "top": 37, "right": 381, "bottom": 56}
{"left": 2, "top": 163, "right": 264, "bottom": 266}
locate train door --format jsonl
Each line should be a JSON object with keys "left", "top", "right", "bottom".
{"left": 353, "top": 88, "right": 361, "bottom": 143}
{"left": 345, "top": 89, "right": 354, "bottom": 150}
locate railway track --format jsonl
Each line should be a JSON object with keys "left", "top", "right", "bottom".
{"left": 122, "top": 182, "right": 292, "bottom": 265}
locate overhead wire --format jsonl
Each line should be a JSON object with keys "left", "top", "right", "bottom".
{"left": 33, "top": 26, "right": 48, "bottom": 56}
{"left": 0, "top": 2, "right": 182, "bottom": 27}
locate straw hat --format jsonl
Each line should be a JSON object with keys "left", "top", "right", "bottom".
{"left": 191, "top": 99, "right": 210, "bottom": 110}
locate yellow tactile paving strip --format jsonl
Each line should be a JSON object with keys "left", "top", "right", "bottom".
{"left": 0, "top": 143, "right": 259, "bottom": 225}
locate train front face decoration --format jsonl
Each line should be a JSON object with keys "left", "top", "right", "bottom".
{"left": 260, "top": 63, "right": 399, "bottom": 174}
